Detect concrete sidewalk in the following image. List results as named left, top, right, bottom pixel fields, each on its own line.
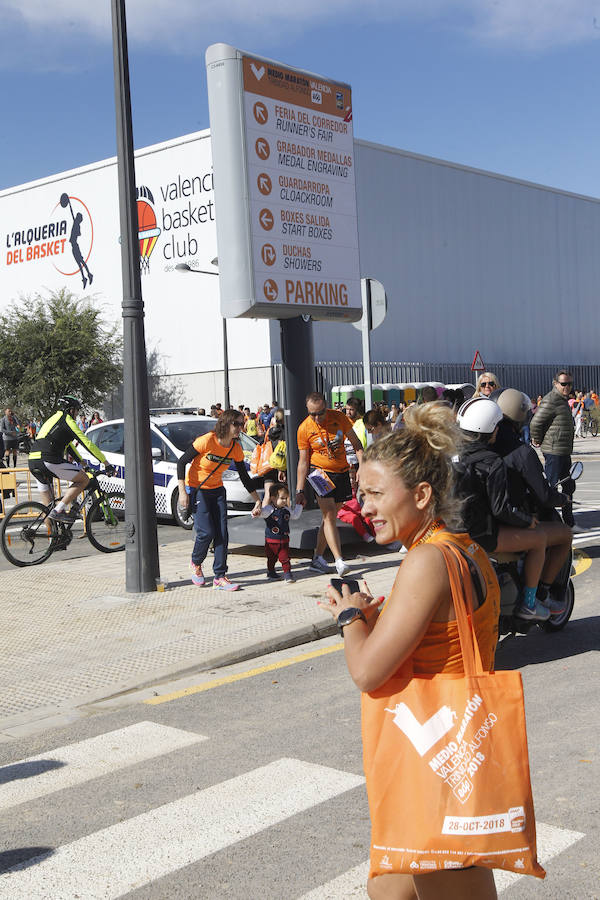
left=0, top=534, right=401, bottom=740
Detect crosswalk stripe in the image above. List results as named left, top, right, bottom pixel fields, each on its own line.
left=297, top=822, right=585, bottom=897
left=0, top=758, right=365, bottom=898
left=299, top=862, right=369, bottom=898
left=494, top=822, right=585, bottom=891
left=0, top=722, right=205, bottom=812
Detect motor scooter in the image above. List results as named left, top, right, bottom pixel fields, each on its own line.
left=491, top=461, right=582, bottom=637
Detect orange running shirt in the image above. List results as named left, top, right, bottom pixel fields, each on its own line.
left=186, top=431, right=244, bottom=489
left=297, top=409, right=354, bottom=473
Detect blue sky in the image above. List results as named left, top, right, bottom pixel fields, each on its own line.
left=1, top=0, right=599, bottom=197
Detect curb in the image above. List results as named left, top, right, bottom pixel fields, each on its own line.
left=0, top=619, right=338, bottom=740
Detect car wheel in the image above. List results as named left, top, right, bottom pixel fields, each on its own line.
left=171, top=490, right=193, bottom=530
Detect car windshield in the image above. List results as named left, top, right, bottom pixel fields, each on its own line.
left=157, top=419, right=215, bottom=450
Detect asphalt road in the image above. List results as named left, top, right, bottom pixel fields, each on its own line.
left=0, top=609, right=597, bottom=898
left=0, top=441, right=597, bottom=897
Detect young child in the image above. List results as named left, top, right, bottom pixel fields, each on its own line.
left=261, top=483, right=302, bottom=583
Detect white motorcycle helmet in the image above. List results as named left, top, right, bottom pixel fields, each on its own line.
left=457, top=397, right=503, bottom=435
left=497, top=388, right=532, bottom=424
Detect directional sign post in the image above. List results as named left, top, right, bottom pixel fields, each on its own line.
left=352, top=277, right=387, bottom=412
left=206, top=44, right=362, bottom=322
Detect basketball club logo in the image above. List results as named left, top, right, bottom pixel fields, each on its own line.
left=54, top=193, right=94, bottom=288
left=136, top=186, right=161, bottom=274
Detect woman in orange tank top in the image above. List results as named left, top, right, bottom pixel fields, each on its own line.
left=320, top=402, right=500, bottom=900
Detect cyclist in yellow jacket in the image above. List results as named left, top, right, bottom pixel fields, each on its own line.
left=28, top=395, right=111, bottom=523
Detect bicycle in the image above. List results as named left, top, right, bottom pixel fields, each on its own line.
left=0, top=468, right=126, bottom=567
left=581, top=410, right=598, bottom=438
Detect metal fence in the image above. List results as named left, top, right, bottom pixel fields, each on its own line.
left=308, top=362, right=600, bottom=403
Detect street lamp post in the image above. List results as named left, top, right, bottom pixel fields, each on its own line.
left=111, top=0, right=160, bottom=593
left=175, top=262, right=230, bottom=409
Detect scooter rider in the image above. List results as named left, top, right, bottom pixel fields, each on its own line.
left=495, top=389, right=573, bottom=613
left=455, top=396, right=560, bottom=622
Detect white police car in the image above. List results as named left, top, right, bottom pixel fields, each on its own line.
left=79, top=415, right=260, bottom=529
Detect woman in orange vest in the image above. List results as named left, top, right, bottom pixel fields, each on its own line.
left=320, top=402, right=500, bottom=899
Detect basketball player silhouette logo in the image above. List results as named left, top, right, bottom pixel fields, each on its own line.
left=60, top=193, right=93, bottom=289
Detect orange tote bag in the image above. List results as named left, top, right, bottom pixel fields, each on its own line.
left=361, top=540, right=545, bottom=880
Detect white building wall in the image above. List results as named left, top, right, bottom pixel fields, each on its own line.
left=0, top=131, right=273, bottom=410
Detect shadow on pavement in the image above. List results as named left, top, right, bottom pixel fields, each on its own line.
left=495, top=615, right=600, bottom=670
left=0, top=847, right=54, bottom=874
left=0, top=758, right=65, bottom=786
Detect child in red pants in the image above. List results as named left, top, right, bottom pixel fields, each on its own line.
left=337, top=497, right=375, bottom=542
left=261, top=483, right=302, bottom=583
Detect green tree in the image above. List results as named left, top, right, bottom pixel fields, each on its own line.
left=0, top=288, right=123, bottom=418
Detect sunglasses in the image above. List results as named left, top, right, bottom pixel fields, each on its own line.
left=310, top=407, right=327, bottom=418
left=557, top=381, right=572, bottom=387
left=480, top=381, right=496, bottom=388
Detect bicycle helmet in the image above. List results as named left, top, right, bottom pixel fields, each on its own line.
left=496, top=389, right=531, bottom=424
left=457, top=397, right=503, bottom=434
left=57, top=394, right=82, bottom=411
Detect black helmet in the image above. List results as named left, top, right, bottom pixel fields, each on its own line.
left=58, top=394, right=82, bottom=411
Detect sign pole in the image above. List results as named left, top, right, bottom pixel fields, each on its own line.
left=280, top=316, right=315, bottom=503
left=111, top=0, right=160, bottom=592
left=354, top=277, right=387, bottom=413
left=361, top=279, right=373, bottom=413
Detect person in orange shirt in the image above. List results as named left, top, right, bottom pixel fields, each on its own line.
left=319, top=402, right=500, bottom=899
left=177, top=409, right=262, bottom=590
left=295, top=391, right=364, bottom=576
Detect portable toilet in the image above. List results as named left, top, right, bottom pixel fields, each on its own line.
left=331, top=385, right=361, bottom=405
left=381, top=383, right=402, bottom=406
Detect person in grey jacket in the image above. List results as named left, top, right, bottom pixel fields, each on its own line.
left=530, top=371, right=575, bottom=525
left=0, top=407, right=20, bottom=468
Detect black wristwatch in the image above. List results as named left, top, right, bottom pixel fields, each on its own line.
left=337, top=607, right=367, bottom=635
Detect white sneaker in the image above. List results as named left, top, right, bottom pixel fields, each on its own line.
left=334, top=558, right=350, bottom=576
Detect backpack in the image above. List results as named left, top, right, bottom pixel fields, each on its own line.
left=452, top=449, right=498, bottom=552
left=269, top=440, right=287, bottom=471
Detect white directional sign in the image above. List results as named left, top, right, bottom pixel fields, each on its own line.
left=206, top=43, right=362, bottom=321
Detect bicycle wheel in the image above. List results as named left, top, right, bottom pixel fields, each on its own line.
left=86, top=491, right=126, bottom=553
left=0, top=501, right=57, bottom=566
left=591, top=418, right=598, bottom=438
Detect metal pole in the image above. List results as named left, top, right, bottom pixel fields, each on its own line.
left=174, top=263, right=229, bottom=408
left=222, top=318, right=230, bottom=408
left=111, top=0, right=160, bottom=592
left=280, top=316, right=315, bottom=502
left=361, top=278, right=373, bottom=412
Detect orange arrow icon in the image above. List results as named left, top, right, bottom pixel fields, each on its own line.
left=263, top=279, right=278, bottom=301
left=255, top=138, right=270, bottom=160
left=257, top=173, right=272, bottom=195
left=261, top=244, right=276, bottom=266
left=253, top=101, right=268, bottom=125
left=259, top=209, right=274, bottom=230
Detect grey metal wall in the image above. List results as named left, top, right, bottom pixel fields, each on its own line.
left=301, top=141, right=600, bottom=367
left=273, top=362, right=600, bottom=407
left=313, top=362, right=600, bottom=404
